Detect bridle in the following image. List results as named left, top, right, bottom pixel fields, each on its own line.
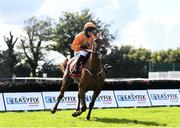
left=82, top=35, right=104, bottom=77
left=82, top=49, right=103, bottom=77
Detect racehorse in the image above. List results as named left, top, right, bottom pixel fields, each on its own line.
left=51, top=33, right=106, bottom=120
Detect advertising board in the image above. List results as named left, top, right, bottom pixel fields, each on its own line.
left=4, top=92, right=44, bottom=111
left=85, top=91, right=117, bottom=108
left=148, top=89, right=180, bottom=106
left=114, top=90, right=151, bottom=107
left=0, top=93, right=5, bottom=111
left=43, top=91, right=117, bottom=109
left=42, top=91, right=78, bottom=109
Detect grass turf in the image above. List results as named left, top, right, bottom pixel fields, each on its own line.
left=0, top=107, right=180, bottom=128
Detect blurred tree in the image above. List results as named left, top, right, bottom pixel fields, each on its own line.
left=104, top=45, right=133, bottom=78
left=52, top=8, right=115, bottom=57
left=105, top=45, right=151, bottom=78
left=153, top=50, right=168, bottom=63
left=42, top=62, right=63, bottom=77
left=151, top=48, right=180, bottom=63
left=166, top=48, right=180, bottom=63
left=0, top=51, right=9, bottom=77
left=14, top=63, right=31, bottom=77
left=150, top=48, right=180, bottom=72
left=3, top=32, right=18, bottom=76
left=19, top=17, right=53, bottom=76
left=128, top=48, right=151, bottom=77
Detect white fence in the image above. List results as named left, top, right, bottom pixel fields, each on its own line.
left=149, top=71, right=180, bottom=79
left=0, top=89, right=180, bottom=111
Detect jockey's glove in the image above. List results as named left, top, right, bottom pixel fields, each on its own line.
left=80, top=45, right=88, bottom=49
left=83, top=42, right=90, bottom=46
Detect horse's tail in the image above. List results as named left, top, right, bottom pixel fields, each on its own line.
left=60, top=58, right=68, bottom=73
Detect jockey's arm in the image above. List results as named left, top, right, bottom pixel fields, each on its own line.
left=71, top=36, right=84, bottom=51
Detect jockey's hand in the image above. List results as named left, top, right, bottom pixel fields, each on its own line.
left=80, top=43, right=89, bottom=49
left=80, top=45, right=88, bottom=49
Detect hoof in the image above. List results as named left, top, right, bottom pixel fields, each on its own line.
left=72, top=112, right=78, bottom=117
left=86, top=116, right=90, bottom=120
left=72, top=112, right=80, bottom=117
left=51, top=109, right=56, bottom=114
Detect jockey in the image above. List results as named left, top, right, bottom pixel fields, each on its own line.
left=71, top=22, right=96, bottom=74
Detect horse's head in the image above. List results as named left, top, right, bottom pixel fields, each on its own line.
left=93, top=32, right=108, bottom=56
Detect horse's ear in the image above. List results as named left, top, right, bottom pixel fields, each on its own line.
left=94, top=32, right=97, bottom=36
left=98, top=31, right=104, bottom=40
left=100, top=31, right=105, bottom=38
left=99, top=31, right=102, bottom=35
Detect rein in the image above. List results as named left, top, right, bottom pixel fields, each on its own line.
left=83, top=68, right=103, bottom=77
left=83, top=49, right=103, bottom=77
left=84, top=49, right=96, bottom=54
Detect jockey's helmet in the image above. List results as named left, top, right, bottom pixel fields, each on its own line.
left=84, top=22, right=96, bottom=30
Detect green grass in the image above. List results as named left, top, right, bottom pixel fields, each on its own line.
left=0, top=107, right=180, bottom=128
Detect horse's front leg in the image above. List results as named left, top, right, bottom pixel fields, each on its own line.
left=86, top=90, right=101, bottom=120
left=51, top=93, right=62, bottom=114
left=72, top=89, right=86, bottom=117
left=51, top=74, right=71, bottom=114
left=71, top=93, right=80, bottom=117
left=76, top=93, right=81, bottom=111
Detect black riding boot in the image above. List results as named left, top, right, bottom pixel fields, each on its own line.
left=104, top=64, right=112, bottom=73
left=72, top=55, right=85, bottom=74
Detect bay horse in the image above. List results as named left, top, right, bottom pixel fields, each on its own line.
left=51, top=33, right=106, bottom=120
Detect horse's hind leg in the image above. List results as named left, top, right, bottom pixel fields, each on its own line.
left=86, top=90, right=101, bottom=120
left=51, top=75, right=72, bottom=114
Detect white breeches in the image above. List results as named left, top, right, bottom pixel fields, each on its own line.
left=74, top=50, right=88, bottom=58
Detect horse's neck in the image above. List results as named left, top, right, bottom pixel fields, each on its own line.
left=87, top=53, right=102, bottom=73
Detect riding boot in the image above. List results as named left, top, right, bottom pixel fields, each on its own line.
left=72, top=55, right=85, bottom=74
left=104, top=64, right=112, bottom=73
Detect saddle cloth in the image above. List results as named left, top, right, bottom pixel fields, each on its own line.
left=68, top=57, right=84, bottom=78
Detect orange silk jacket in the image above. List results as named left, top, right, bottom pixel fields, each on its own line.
left=71, top=32, right=94, bottom=52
